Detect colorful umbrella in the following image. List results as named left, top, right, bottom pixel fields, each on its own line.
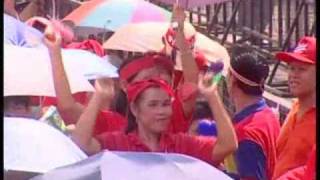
left=31, top=151, right=232, bottom=180
left=4, top=117, right=87, bottom=174
left=153, top=0, right=232, bottom=9
left=4, top=44, right=95, bottom=97
left=63, top=0, right=172, bottom=31
left=103, top=22, right=230, bottom=75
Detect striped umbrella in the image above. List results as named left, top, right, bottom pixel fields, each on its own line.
left=63, top=0, right=172, bottom=31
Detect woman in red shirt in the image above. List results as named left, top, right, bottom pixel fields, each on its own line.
left=71, top=76, right=237, bottom=166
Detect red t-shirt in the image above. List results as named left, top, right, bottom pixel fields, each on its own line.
left=96, top=131, right=218, bottom=166
left=42, top=94, right=127, bottom=136
left=235, top=106, right=280, bottom=179
left=168, top=82, right=197, bottom=133
left=93, top=111, right=127, bottom=136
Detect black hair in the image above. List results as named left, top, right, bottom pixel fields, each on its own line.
left=230, top=48, right=269, bottom=96
left=192, top=101, right=214, bottom=120
left=4, top=96, right=30, bottom=110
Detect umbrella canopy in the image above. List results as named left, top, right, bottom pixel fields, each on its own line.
left=4, top=13, right=43, bottom=47
left=153, top=0, right=232, bottom=9
left=61, top=49, right=119, bottom=80
left=103, top=22, right=230, bottom=74
left=31, top=151, right=232, bottom=180
left=4, top=117, right=88, bottom=173
left=63, top=0, right=171, bottom=31
left=4, top=44, right=95, bottom=97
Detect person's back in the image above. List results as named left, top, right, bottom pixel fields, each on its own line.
left=272, top=36, right=316, bottom=179
left=223, top=51, right=280, bottom=180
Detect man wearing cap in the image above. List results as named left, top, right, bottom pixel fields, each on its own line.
left=222, top=50, right=280, bottom=180
left=272, top=36, right=316, bottom=179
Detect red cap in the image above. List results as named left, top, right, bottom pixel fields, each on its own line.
left=275, top=36, right=316, bottom=64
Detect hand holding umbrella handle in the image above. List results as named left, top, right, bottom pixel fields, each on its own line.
left=43, top=25, right=62, bottom=51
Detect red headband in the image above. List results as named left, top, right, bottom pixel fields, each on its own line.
left=127, top=78, right=175, bottom=103
left=164, top=28, right=196, bottom=50
left=119, top=54, right=174, bottom=81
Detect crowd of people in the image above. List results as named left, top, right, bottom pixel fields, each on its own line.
left=4, top=0, right=316, bottom=180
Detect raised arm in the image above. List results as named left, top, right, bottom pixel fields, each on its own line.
left=43, top=24, right=85, bottom=125
left=71, top=79, right=115, bottom=155
left=173, top=5, right=199, bottom=118
left=198, top=72, right=238, bottom=163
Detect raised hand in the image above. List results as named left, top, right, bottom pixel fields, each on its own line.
left=172, top=4, right=186, bottom=31
left=198, top=72, right=219, bottom=98
left=94, top=78, right=115, bottom=106
left=43, top=24, right=62, bottom=52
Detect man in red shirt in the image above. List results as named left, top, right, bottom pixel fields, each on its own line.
left=220, top=50, right=280, bottom=180
left=272, top=36, right=316, bottom=179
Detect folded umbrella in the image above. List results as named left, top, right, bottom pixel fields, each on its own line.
left=31, top=151, right=232, bottom=180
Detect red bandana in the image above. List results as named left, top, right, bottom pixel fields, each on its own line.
left=127, top=78, right=175, bottom=103
left=119, top=53, right=174, bottom=81
left=66, top=39, right=105, bottom=57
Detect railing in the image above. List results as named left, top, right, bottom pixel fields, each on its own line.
left=151, top=0, right=315, bottom=121
left=152, top=0, right=315, bottom=94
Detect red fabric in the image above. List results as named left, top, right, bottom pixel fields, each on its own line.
left=126, top=78, right=174, bottom=103
left=167, top=83, right=197, bottom=133
left=194, top=50, right=209, bottom=70
left=119, top=53, right=174, bottom=81
left=302, top=145, right=316, bottom=180
left=96, top=131, right=218, bottom=165
left=66, top=39, right=105, bottom=57
left=93, top=110, right=127, bottom=136
left=235, top=107, right=280, bottom=180
left=164, top=28, right=196, bottom=50
left=276, top=36, right=316, bottom=64
left=42, top=92, right=88, bottom=107
left=275, top=166, right=306, bottom=180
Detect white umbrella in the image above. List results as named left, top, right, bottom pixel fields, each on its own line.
left=4, top=44, right=95, bottom=97
left=4, top=117, right=88, bottom=173
left=31, top=151, right=232, bottom=180
left=61, top=49, right=119, bottom=80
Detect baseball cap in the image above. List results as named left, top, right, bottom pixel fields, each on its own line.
left=275, top=36, right=316, bottom=64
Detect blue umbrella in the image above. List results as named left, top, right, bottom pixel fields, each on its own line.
left=4, top=14, right=43, bottom=47
left=31, top=151, right=232, bottom=180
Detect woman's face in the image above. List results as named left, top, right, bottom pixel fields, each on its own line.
left=132, top=87, right=173, bottom=134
